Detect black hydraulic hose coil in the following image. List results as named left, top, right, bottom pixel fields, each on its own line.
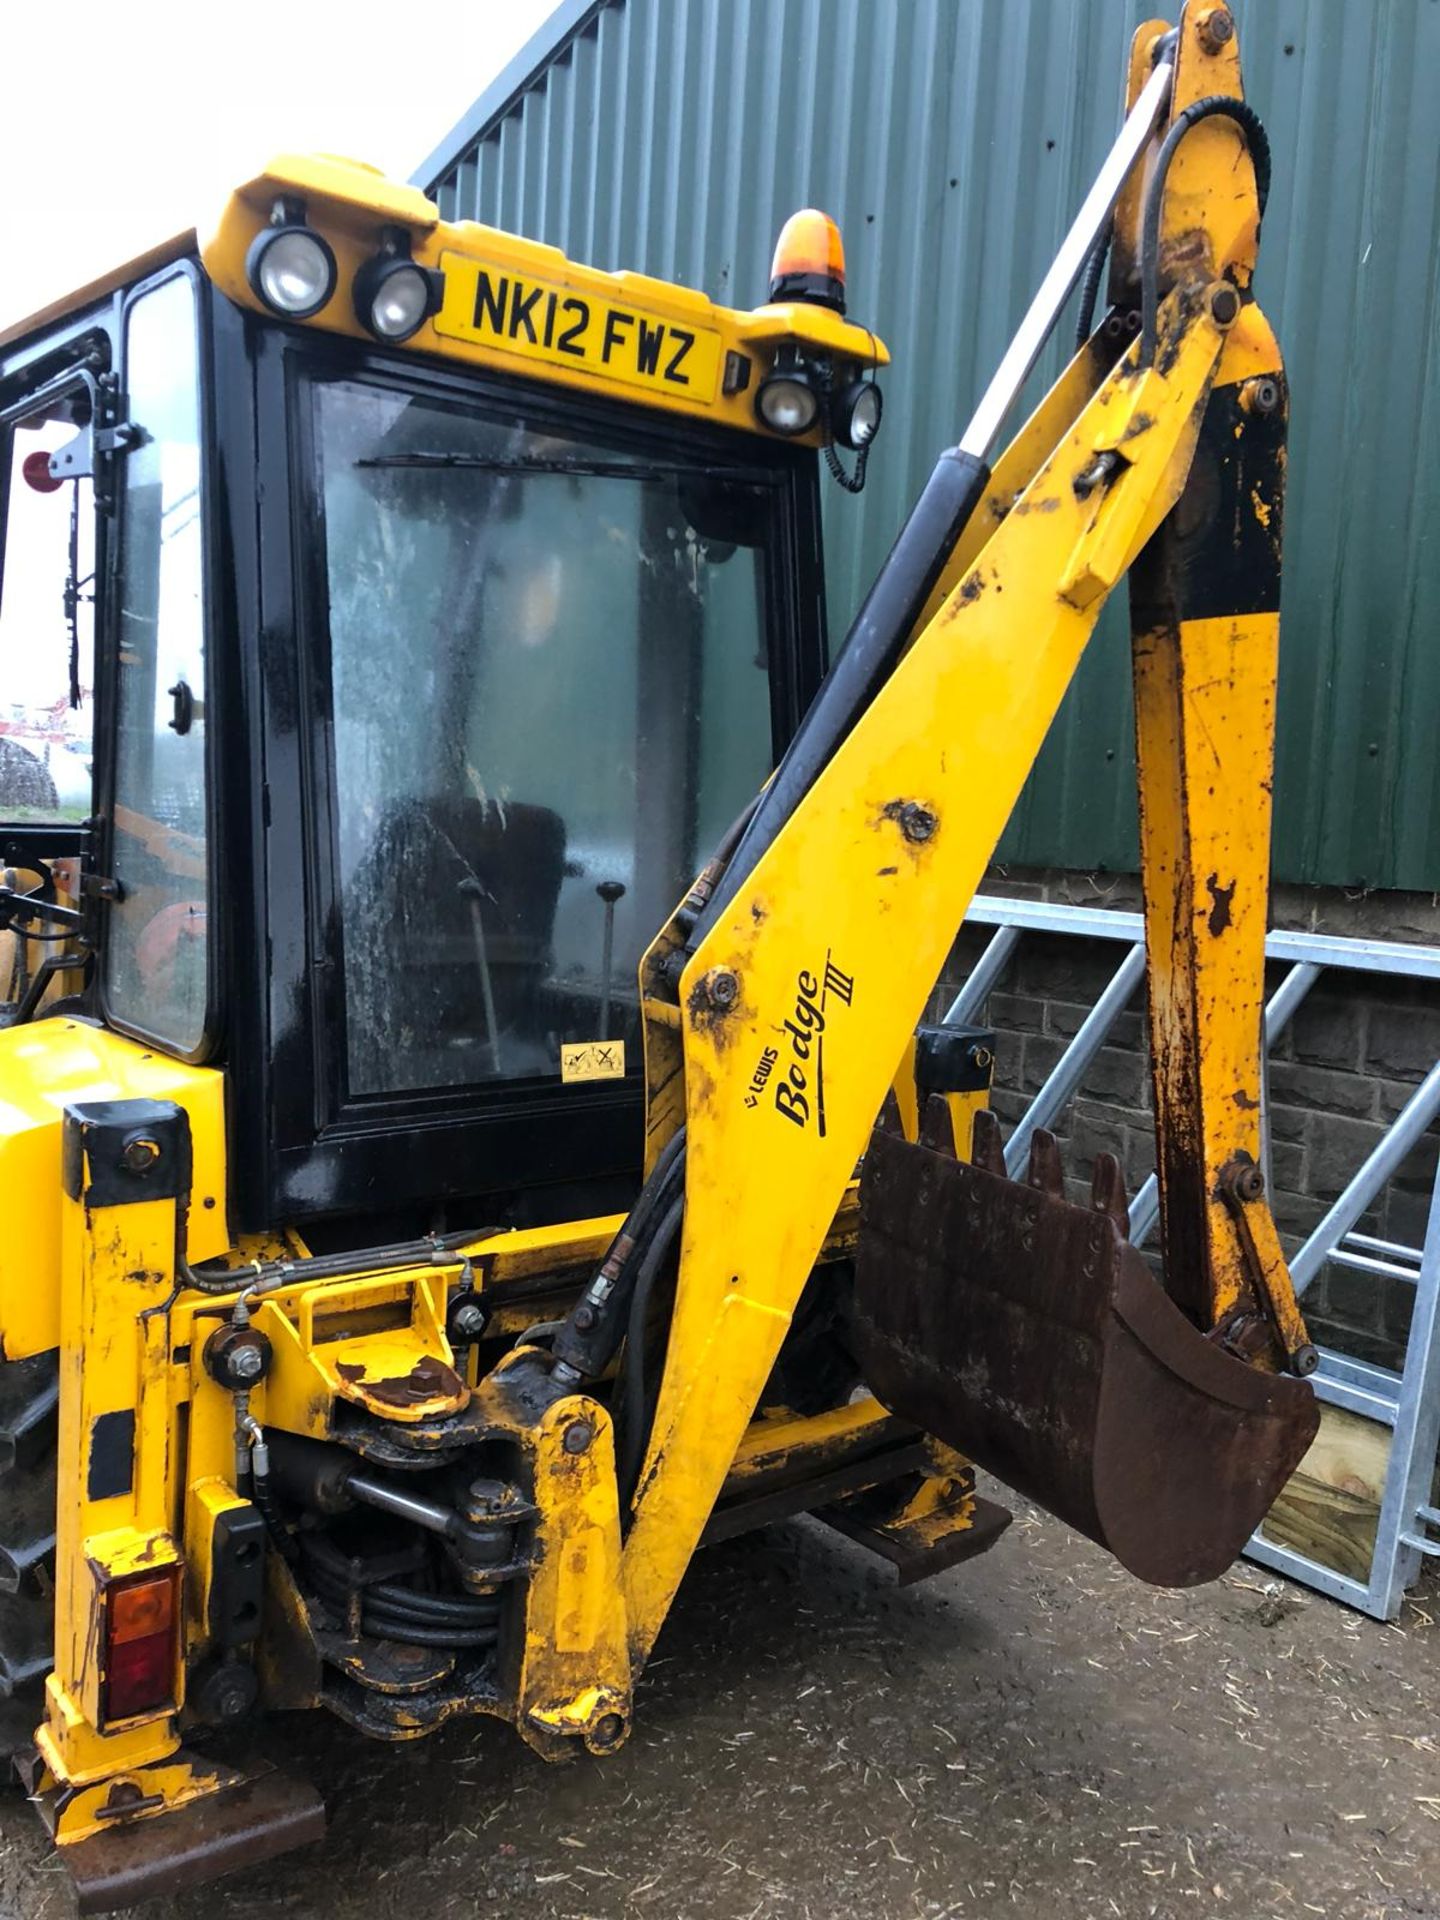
left=1074, top=217, right=1114, bottom=349
left=1140, top=94, right=1271, bottom=367
left=299, top=1534, right=501, bottom=1649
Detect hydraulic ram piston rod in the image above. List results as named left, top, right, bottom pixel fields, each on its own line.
left=959, top=52, right=1174, bottom=459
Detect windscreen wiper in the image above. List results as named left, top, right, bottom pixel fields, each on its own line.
left=356, top=453, right=766, bottom=481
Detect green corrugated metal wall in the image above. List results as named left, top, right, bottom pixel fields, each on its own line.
left=420, top=0, right=1440, bottom=891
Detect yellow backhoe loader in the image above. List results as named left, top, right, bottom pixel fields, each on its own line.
left=0, top=4, right=1318, bottom=1905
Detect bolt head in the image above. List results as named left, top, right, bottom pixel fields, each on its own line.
left=121, top=1135, right=160, bottom=1173
left=706, top=968, right=740, bottom=1009
left=1197, top=6, right=1234, bottom=52
left=562, top=1418, right=594, bottom=1455
left=898, top=803, right=938, bottom=843
left=216, top=1680, right=250, bottom=1720
left=228, top=1341, right=266, bottom=1383
left=1209, top=283, right=1241, bottom=326
left=1248, top=376, right=1281, bottom=415
left=1225, top=1160, right=1266, bottom=1204
left=589, top=1710, right=627, bottom=1750
left=450, top=1301, right=487, bottom=1338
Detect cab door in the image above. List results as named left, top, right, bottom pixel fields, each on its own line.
left=0, top=357, right=103, bottom=1020
left=98, top=269, right=212, bottom=1059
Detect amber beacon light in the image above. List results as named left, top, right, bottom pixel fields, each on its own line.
left=768, top=208, right=847, bottom=312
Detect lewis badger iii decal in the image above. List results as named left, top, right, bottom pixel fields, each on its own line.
left=745, top=953, right=854, bottom=1136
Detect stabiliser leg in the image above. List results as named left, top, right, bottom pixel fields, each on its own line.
left=21, top=1101, right=323, bottom=1910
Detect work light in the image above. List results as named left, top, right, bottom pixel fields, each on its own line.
left=832, top=377, right=883, bottom=450
left=246, top=214, right=337, bottom=320
left=755, top=346, right=820, bottom=435
left=354, top=235, right=444, bottom=343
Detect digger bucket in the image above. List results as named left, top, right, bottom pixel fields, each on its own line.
left=852, top=1103, right=1319, bottom=1588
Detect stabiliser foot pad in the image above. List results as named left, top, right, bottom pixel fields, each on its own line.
left=62, top=1766, right=325, bottom=1913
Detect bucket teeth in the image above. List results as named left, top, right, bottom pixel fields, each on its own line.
left=877, top=1089, right=906, bottom=1136
left=1025, top=1128, right=1065, bottom=1198
left=919, top=1094, right=957, bottom=1156
left=970, top=1108, right=1006, bottom=1176
left=1090, top=1151, right=1131, bottom=1235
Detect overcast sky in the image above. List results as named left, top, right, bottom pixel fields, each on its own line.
left=0, top=0, right=562, bottom=332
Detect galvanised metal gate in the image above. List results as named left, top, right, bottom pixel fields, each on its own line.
left=947, top=895, right=1440, bottom=1620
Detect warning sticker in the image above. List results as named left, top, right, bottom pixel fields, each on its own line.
left=560, top=1040, right=627, bottom=1084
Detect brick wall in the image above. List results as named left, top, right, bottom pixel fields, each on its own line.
left=933, top=869, right=1440, bottom=1371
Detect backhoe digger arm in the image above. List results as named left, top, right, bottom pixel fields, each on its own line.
left=613, top=3, right=1312, bottom=1660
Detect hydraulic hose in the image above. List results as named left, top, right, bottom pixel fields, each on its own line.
left=298, top=1533, right=501, bottom=1649
left=1140, top=94, right=1271, bottom=367
left=616, top=1193, right=687, bottom=1509
left=549, top=1125, right=688, bottom=1383
left=1074, top=218, right=1113, bottom=349
left=185, top=1226, right=495, bottom=1298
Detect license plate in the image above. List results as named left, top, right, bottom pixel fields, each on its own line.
left=435, top=253, right=722, bottom=403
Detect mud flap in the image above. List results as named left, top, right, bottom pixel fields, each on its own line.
left=852, top=1103, right=1319, bottom=1588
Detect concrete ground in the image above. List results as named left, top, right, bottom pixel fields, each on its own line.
left=2, top=1493, right=1436, bottom=1920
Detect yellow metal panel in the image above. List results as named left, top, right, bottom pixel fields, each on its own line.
left=943, top=1087, right=987, bottom=1164
left=890, top=1034, right=920, bottom=1143
left=911, top=337, right=1110, bottom=639
left=0, top=1022, right=227, bottom=1360
left=42, top=1161, right=184, bottom=1785
left=198, top=154, right=887, bottom=441
left=1165, top=5, right=1259, bottom=293
left=725, top=1396, right=895, bottom=1480
left=515, top=1392, right=630, bottom=1758
left=45, top=1752, right=235, bottom=1849
left=258, top=1269, right=465, bottom=1433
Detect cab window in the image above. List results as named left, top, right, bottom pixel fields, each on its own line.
left=0, top=396, right=96, bottom=821
left=311, top=376, right=778, bottom=1098
left=102, top=274, right=209, bottom=1054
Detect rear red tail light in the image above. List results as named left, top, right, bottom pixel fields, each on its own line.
left=101, top=1567, right=180, bottom=1725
